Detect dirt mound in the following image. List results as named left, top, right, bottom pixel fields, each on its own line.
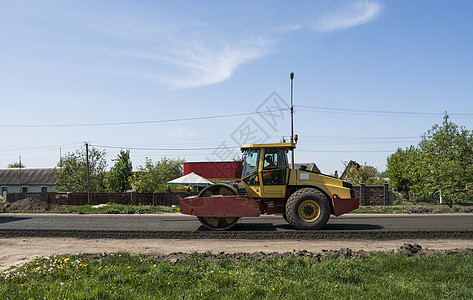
left=81, top=249, right=370, bottom=263
left=399, top=243, right=423, bottom=256
left=79, top=245, right=473, bottom=264
left=3, top=197, right=50, bottom=211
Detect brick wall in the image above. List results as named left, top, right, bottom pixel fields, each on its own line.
left=353, top=182, right=392, bottom=206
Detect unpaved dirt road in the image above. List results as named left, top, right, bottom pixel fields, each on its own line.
left=2, top=238, right=473, bottom=272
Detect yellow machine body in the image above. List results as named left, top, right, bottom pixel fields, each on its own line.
left=240, top=143, right=352, bottom=202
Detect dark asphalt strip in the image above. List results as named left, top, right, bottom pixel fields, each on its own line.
left=0, top=229, right=472, bottom=240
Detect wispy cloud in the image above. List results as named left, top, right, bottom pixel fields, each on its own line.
left=104, top=34, right=272, bottom=89
left=88, top=1, right=381, bottom=89
left=158, top=38, right=271, bottom=89
left=311, top=1, right=382, bottom=32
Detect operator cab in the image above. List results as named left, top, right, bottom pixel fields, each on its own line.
left=241, top=143, right=294, bottom=198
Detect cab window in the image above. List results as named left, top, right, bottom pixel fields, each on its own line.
left=242, top=149, right=259, bottom=178
left=263, top=148, right=279, bottom=169
left=262, top=148, right=288, bottom=186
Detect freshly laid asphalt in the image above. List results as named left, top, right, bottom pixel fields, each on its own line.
left=0, top=213, right=472, bottom=240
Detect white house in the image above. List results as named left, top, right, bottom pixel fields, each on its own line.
left=0, top=168, right=56, bottom=196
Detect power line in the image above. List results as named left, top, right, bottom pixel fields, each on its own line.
left=91, top=144, right=240, bottom=151
left=302, top=135, right=419, bottom=140
left=297, top=105, right=473, bottom=118
left=0, top=109, right=286, bottom=128
left=0, top=143, right=78, bottom=153
left=297, top=149, right=395, bottom=153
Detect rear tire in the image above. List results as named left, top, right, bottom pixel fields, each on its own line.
left=285, top=188, right=330, bottom=230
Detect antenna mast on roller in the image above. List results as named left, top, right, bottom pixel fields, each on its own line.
left=290, top=72, right=295, bottom=169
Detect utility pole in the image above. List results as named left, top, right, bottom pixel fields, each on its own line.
left=85, top=142, right=90, bottom=204
left=290, top=72, right=295, bottom=169
left=19, top=155, right=22, bottom=192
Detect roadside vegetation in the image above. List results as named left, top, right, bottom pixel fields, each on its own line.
left=1, top=251, right=472, bottom=299
left=0, top=202, right=179, bottom=214
left=53, top=146, right=185, bottom=194
left=49, top=203, right=180, bottom=214
left=386, top=114, right=473, bottom=205
left=338, top=114, right=473, bottom=206
left=352, top=204, right=473, bottom=214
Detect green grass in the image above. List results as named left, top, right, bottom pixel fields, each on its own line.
left=1, top=252, right=472, bottom=299
left=50, top=203, right=180, bottom=214
left=1, top=203, right=179, bottom=214
left=351, top=205, right=473, bottom=214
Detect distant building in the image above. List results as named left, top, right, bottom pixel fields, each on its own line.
left=340, top=160, right=360, bottom=181
left=0, top=168, right=56, bottom=195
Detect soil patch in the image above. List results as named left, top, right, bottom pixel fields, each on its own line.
left=73, top=243, right=473, bottom=263
left=2, top=198, right=50, bottom=212
left=2, top=239, right=473, bottom=272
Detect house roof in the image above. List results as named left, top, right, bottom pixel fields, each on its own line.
left=0, top=168, right=56, bottom=185
left=241, top=142, right=295, bottom=150
left=340, top=160, right=360, bottom=180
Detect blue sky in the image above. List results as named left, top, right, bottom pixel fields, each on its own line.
left=1, top=0, right=472, bottom=175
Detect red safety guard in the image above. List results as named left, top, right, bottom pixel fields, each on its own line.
left=179, top=195, right=260, bottom=217
left=331, top=195, right=360, bottom=217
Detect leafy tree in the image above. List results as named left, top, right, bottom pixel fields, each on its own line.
left=341, top=161, right=383, bottom=185
left=54, top=146, right=107, bottom=192
left=386, top=114, right=473, bottom=203
left=386, top=146, right=424, bottom=197
left=8, top=162, right=25, bottom=168
left=106, top=150, right=133, bottom=193
left=131, top=157, right=185, bottom=193
left=418, top=114, right=473, bottom=203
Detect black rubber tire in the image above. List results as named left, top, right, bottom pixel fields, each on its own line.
left=196, top=183, right=240, bottom=231
left=285, top=188, right=330, bottom=230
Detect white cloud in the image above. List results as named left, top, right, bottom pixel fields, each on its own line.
left=312, top=1, right=382, bottom=32
left=160, top=38, right=271, bottom=89
left=87, top=1, right=381, bottom=89
left=108, top=36, right=272, bottom=90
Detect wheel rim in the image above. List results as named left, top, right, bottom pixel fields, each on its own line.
left=298, top=200, right=321, bottom=222
left=198, top=217, right=240, bottom=230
